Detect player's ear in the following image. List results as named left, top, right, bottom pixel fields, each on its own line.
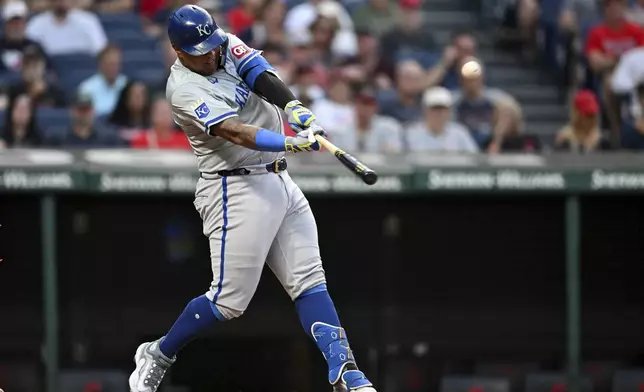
left=171, top=45, right=183, bottom=57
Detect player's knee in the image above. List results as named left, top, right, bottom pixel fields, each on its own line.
left=293, top=265, right=327, bottom=301
left=213, top=303, right=244, bottom=320
left=204, top=291, right=245, bottom=320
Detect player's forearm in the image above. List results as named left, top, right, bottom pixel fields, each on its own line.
left=588, top=52, right=616, bottom=73
left=253, top=71, right=297, bottom=110
left=210, top=118, right=287, bottom=151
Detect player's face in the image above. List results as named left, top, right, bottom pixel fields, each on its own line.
left=176, top=46, right=222, bottom=76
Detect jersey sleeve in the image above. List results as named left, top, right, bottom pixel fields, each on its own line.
left=171, top=83, right=239, bottom=135
left=226, top=34, right=276, bottom=89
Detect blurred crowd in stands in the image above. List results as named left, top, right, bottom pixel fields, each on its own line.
left=2, top=0, right=644, bottom=154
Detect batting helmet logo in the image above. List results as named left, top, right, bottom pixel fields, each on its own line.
left=196, top=24, right=211, bottom=37
left=232, top=44, right=249, bottom=59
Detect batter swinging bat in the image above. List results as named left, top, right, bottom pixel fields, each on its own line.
left=314, top=134, right=378, bottom=185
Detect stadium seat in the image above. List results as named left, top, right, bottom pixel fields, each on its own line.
left=59, top=68, right=98, bottom=97
left=122, top=49, right=163, bottom=63
left=441, top=376, right=511, bottom=392
left=125, top=67, right=167, bottom=85
left=612, top=369, right=644, bottom=392
left=0, top=109, right=5, bottom=132
left=109, top=31, right=157, bottom=50
left=0, top=71, right=22, bottom=88
left=50, top=54, right=97, bottom=76
left=98, top=12, right=141, bottom=31
left=525, top=373, right=593, bottom=392
left=36, top=108, right=71, bottom=138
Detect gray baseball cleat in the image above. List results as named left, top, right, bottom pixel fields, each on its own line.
left=129, top=339, right=176, bottom=392
left=332, top=368, right=377, bottom=392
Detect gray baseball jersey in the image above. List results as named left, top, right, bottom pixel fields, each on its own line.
left=166, top=33, right=285, bottom=174
left=167, top=33, right=326, bottom=318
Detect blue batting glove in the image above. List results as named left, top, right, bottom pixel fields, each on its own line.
left=284, top=100, right=316, bottom=132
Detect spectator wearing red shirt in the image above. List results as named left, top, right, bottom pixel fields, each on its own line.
left=130, top=97, right=191, bottom=150
left=585, top=0, right=644, bottom=137
left=227, top=0, right=263, bottom=35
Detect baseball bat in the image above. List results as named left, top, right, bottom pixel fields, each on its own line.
left=314, top=134, right=378, bottom=185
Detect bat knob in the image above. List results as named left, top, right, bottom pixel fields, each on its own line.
left=363, top=171, right=378, bottom=185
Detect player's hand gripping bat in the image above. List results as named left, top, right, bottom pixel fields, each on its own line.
left=314, top=134, right=378, bottom=185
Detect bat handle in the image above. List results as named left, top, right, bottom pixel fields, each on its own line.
left=314, top=134, right=338, bottom=153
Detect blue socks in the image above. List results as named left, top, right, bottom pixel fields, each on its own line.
left=159, top=294, right=223, bottom=358
left=296, top=283, right=365, bottom=385
left=295, top=284, right=340, bottom=337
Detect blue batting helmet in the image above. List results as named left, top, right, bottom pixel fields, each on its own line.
left=167, top=5, right=228, bottom=56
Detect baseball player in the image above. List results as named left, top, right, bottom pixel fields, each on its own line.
left=128, top=5, right=377, bottom=392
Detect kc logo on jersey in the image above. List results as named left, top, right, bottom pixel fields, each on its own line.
left=192, top=99, right=211, bottom=119
left=231, top=44, right=250, bottom=59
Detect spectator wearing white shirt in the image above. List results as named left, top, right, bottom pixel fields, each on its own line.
left=405, top=86, right=478, bottom=153
left=611, top=46, right=644, bottom=95
left=310, top=77, right=354, bottom=139
left=327, top=86, right=403, bottom=153
left=0, top=1, right=49, bottom=74
left=78, top=44, right=127, bottom=117
left=284, top=0, right=357, bottom=58
left=25, top=0, right=107, bottom=56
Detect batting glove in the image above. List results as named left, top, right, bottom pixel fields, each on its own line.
left=284, top=100, right=316, bottom=132
left=284, top=125, right=326, bottom=153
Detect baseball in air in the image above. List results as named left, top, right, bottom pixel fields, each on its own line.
left=461, top=60, right=482, bottom=78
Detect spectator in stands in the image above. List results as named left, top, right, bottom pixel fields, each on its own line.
left=496, top=0, right=540, bottom=60
left=627, top=0, right=644, bottom=26
left=351, top=0, right=397, bottom=38
left=559, top=0, right=600, bottom=35
left=238, top=0, right=286, bottom=48
left=26, top=0, right=107, bottom=56
left=378, top=59, right=425, bottom=124
left=130, top=97, right=190, bottom=149
left=406, top=86, right=478, bottom=153
left=327, top=86, right=403, bottom=153
left=161, top=36, right=178, bottom=70
left=227, top=0, right=263, bottom=35
left=585, top=0, right=644, bottom=136
left=262, top=43, right=293, bottom=85
left=289, top=64, right=325, bottom=106
left=0, top=1, right=48, bottom=74
left=452, top=60, right=523, bottom=153
left=310, top=13, right=354, bottom=66
left=379, top=0, right=437, bottom=62
left=555, top=89, right=612, bottom=152
left=614, top=82, right=644, bottom=149
left=336, top=30, right=395, bottom=90
left=611, top=46, right=644, bottom=94
left=285, top=0, right=357, bottom=59
left=6, top=46, right=65, bottom=108
left=78, top=45, right=127, bottom=117
left=310, top=76, right=354, bottom=138
left=45, top=92, right=123, bottom=147
left=0, top=94, right=41, bottom=148
left=426, top=32, right=477, bottom=90
left=108, top=81, right=151, bottom=133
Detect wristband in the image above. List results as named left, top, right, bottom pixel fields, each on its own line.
left=255, top=128, right=287, bottom=152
